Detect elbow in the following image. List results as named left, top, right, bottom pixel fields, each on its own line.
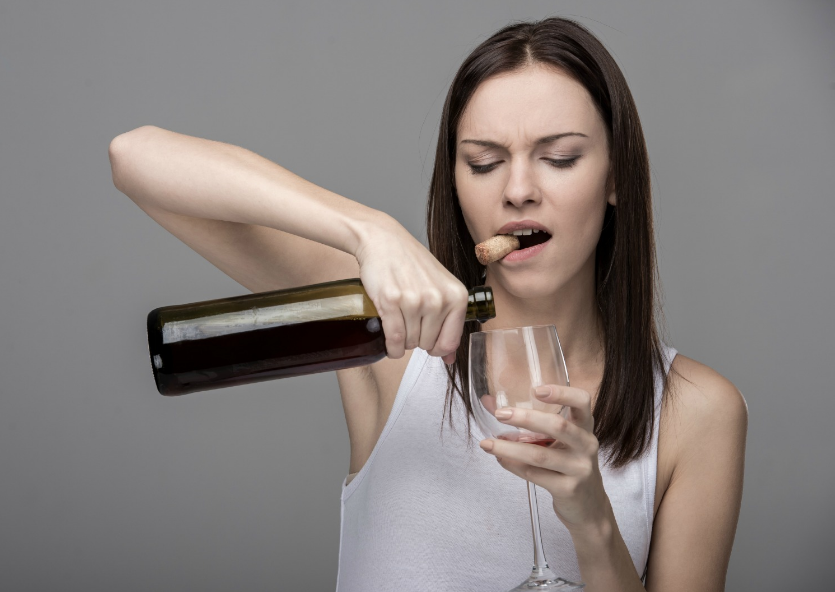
left=108, top=125, right=157, bottom=192
left=108, top=132, right=128, bottom=192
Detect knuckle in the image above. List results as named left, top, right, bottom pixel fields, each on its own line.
left=432, top=341, right=452, bottom=356
left=385, top=346, right=404, bottom=359
left=381, top=288, right=402, bottom=306
left=441, top=324, right=464, bottom=346
left=445, top=283, right=469, bottom=304
left=430, top=345, right=452, bottom=359
left=421, top=289, right=443, bottom=310
left=400, top=292, right=420, bottom=310
left=385, top=330, right=405, bottom=343
left=405, top=330, right=421, bottom=346
left=443, top=338, right=462, bottom=353
left=531, top=448, right=549, bottom=466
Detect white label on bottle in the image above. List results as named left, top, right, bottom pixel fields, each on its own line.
left=161, top=294, right=366, bottom=344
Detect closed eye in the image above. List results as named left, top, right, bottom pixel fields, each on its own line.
left=544, top=156, right=580, bottom=169
left=468, top=161, right=501, bottom=175
left=470, top=157, right=579, bottom=174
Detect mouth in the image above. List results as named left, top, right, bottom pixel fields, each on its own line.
left=508, top=229, right=552, bottom=250
left=492, top=221, right=553, bottom=263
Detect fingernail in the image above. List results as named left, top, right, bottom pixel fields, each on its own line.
left=495, top=408, right=512, bottom=420
left=535, top=386, right=550, bottom=398
left=479, top=439, right=494, bottom=452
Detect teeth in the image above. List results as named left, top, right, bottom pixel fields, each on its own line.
left=511, top=229, right=534, bottom=236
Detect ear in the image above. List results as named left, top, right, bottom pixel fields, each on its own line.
left=605, top=168, right=617, bottom=206
left=607, top=189, right=617, bottom=206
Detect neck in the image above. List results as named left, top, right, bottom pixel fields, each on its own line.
left=481, top=266, right=604, bottom=385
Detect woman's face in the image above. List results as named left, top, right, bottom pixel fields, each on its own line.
left=455, top=64, right=614, bottom=300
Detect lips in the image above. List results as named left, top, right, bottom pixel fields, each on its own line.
left=493, top=220, right=552, bottom=255
left=502, top=238, right=549, bottom=262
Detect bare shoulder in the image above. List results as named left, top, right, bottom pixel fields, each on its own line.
left=665, top=354, right=748, bottom=441
left=647, top=354, right=748, bottom=588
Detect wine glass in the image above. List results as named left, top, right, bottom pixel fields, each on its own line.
left=469, top=325, right=584, bottom=590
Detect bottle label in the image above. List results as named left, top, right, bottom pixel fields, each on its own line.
left=161, top=294, right=366, bottom=344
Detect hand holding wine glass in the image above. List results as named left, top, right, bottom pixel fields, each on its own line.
left=481, top=382, right=610, bottom=532
left=470, top=325, right=587, bottom=590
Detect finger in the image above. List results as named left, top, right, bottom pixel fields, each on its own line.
left=496, top=460, right=576, bottom=496
left=417, top=291, right=445, bottom=353
left=398, top=291, right=423, bottom=351
left=426, top=291, right=467, bottom=360
left=376, top=290, right=407, bottom=359
left=534, top=385, right=593, bottom=427
left=493, top=407, right=592, bottom=452
left=480, top=438, right=578, bottom=475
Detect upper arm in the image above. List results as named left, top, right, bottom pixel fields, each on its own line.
left=134, top=202, right=359, bottom=293
left=645, top=356, right=748, bottom=591
left=110, top=126, right=359, bottom=293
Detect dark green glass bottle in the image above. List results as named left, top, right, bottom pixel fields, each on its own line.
left=147, top=278, right=495, bottom=396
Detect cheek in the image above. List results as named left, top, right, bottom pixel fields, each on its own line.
left=455, top=166, right=487, bottom=240
left=550, top=177, right=610, bottom=258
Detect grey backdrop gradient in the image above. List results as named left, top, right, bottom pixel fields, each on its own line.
left=1, top=1, right=833, bottom=589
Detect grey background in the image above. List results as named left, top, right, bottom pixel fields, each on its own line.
left=1, top=0, right=833, bottom=589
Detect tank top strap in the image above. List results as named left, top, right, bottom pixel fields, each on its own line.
left=643, top=342, right=677, bottom=548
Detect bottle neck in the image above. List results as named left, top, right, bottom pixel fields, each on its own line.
left=466, top=286, right=495, bottom=323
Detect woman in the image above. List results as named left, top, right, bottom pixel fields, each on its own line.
left=109, top=17, right=747, bottom=591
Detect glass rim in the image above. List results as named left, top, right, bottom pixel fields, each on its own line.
left=468, top=323, right=569, bottom=386
left=471, top=324, right=557, bottom=335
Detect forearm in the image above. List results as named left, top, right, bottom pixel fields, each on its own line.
left=570, top=508, right=647, bottom=592
left=108, top=125, right=384, bottom=256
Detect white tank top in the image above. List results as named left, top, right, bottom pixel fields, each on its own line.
left=336, top=345, right=677, bottom=591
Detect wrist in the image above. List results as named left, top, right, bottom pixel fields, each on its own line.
left=567, top=503, right=646, bottom=590
left=565, top=503, right=616, bottom=552
left=348, top=209, right=401, bottom=260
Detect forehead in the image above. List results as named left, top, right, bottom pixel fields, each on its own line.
left=458, top=64, right=604, bottom=144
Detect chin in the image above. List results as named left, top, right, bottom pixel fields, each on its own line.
left=495, top=269, right=566, bottom=301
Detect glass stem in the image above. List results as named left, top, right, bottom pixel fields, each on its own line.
left=527, top=480, right=550, bottom=570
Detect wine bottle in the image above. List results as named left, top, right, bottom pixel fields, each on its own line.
left=147, top=278, right=495, bottom=396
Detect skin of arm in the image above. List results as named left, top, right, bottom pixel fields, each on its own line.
left=108, top=125, right=373, bottom=288
left=479, top=355, right=747, bottom=591
left=109, top=126, right=470, bottom=478
left=108, top=125, right=469, bottom=361
left=642, top=356, right=748, bottom=591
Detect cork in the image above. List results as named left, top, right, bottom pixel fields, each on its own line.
left=475, top=234, right=520, bottom=265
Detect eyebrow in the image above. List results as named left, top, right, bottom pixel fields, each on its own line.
left=459, top=132, right=589, bottom=149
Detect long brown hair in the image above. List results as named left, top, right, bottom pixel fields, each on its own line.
left=426, top=17, right=666, bottom=467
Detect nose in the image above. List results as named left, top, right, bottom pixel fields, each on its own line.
left=503, top=159, right=540, bottom=208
